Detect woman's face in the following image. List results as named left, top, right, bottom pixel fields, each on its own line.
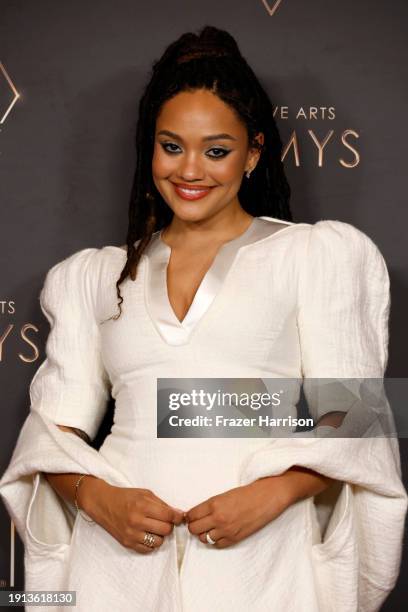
left=152, top=88, right=263, bottom=224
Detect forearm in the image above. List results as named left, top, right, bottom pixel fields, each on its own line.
left=280, top=466, right=333, bottom=505
left=253, top=411, right=347, bottom=509
left=43, top=472, right=105, bottom=513
left=284, top=410, right=348, bottom=503
left=42, top=425, right=109, bottom=519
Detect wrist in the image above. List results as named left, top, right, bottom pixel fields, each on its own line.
left=282, top=467, right=333, bottom=505
left=249, top=474, right=294, bottom=515
left=76, top=475, right=111, bottom=521
left=273, top=473, right=297, bottom=510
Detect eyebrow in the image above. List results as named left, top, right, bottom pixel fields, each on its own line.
left=156, top=130, right=238, bottom=142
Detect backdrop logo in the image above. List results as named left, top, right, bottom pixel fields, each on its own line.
left=262, top=0, right=283, bottom=16
left=0, top=61, right=20, bottom=125
left=276, top=106, right=360, bottom=168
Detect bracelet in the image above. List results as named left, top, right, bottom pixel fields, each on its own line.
left=74, top=475, right=95, bottom=524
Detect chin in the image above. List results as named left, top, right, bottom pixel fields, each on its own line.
left=172, top=209, right=211, bottom=224
left=166, top=199, right=215, bottom=221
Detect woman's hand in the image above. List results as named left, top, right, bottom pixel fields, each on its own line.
left=79, top=476, right=185, bottom=555
left=184, top=475, right=292, bottom=549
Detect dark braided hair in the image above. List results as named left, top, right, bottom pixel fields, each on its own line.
left=107, top=25, right=292, bottom=322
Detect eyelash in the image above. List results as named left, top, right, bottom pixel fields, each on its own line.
left=159, top=142, right=231, bottom=159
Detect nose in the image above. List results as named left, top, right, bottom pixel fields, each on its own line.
left=177, top=152, right=205, bottom=182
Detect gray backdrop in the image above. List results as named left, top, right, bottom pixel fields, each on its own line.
left=0, top=1, right=407, bottom=608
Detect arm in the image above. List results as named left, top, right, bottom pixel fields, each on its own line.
left=185, top=410, right=348, bottom=545
left=43, top=424, right=110, bottom=520
left=246, top=222, right=388, bottom=515
left=250, top=410, right=347, bottom=510
left=44, top=426, right=185, bottom=552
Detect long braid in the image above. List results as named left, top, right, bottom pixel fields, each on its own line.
left=104, top=25, right=292, bottom=322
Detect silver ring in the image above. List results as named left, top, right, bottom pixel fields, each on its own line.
left=143, top=532, right=156, bottom=548
left=206, top=531, right=216, bottom=545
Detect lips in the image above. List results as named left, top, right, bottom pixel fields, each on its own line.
left=172, top=182, right=214, bottom=201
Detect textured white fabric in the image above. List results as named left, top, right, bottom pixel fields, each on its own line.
left=0, top=216, right=407, bottom=612
left=146, top=216, right=306, bottom=344
left=175, top=525, right=188, bottom=570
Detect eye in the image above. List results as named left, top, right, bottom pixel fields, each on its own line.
left=160, top=142, right=182, bottom=154
left=206, top=147, right=231, bottom=159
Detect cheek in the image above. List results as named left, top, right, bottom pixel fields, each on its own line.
left=152, top=147, right=174, bottom=178
left=211, top=155, right=246, bottom=184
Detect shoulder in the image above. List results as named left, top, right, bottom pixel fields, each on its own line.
left=43, top=243, right=128, bottom=283
left=42, top=247, right=101, bottom=289
left=253, top=216, right=380, bottom=259
left=269, top=216, right=382, bottom=249
left=256, top=217, right=391, bottom=286
left=308, top=219, right=378, bottom=248
left=305, top=219, right=388, bottom=271
left=40, top=247, right=113, bottom=315
left=296, top=220, right=390, bottom=295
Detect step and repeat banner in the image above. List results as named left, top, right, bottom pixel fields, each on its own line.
left=0, top=1, right=407, bottom=609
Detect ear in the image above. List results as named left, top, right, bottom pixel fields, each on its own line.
left=245, top=132, right=265, bottom=174
left=253, top=132, right=265, bottom=150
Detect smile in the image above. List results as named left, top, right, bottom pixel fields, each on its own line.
left=172, top=183, right=214, bottom=201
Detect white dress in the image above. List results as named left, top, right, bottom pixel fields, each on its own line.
left=0, top=215, right=407, bottom=612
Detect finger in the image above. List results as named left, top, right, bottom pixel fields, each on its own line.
left=141, top=517, right=176, bottom=537
left=185, top=500, right=212, bottom=524
left=172, top=509, right=186, bottom=525
left=144, top=500, right=183, bottom=524
left=212, top=537, right=230, bottom=549
left=132, top=543, right=159, bottom=554
left=122, top=531, right=164, bottom=553
left=198, top=528, right=222, bottom=545
left=145, top=492, right=185, bottom=520
left=136, top=530, right=164, bottom=550
left=187, top=515, right=215, bottom=536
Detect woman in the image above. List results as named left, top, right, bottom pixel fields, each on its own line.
left=0, top=25, right=407, bottom=612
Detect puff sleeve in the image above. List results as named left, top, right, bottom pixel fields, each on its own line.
left=296, top=220, right=391, bottom=426
left=29, top=247, right=111, bottom=440
left=297, top=219, right=390, bottom=379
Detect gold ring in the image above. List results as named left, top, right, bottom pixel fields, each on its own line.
left=143, top=532, right=156, bottom=548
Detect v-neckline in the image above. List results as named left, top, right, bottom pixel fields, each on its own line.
left=159, top=217, right=257, bottom=326
left=143, top=216, right=297, bottom=346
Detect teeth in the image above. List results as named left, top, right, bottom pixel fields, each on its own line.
left=177, top=187, right=209, bottom=194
